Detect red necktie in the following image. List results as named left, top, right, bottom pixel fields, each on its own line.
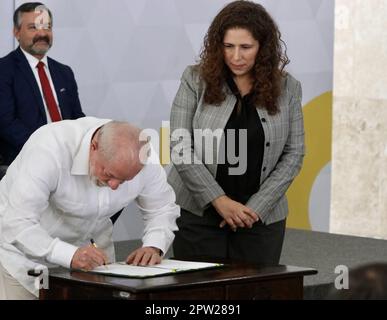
left=36, top=61, right=62, bottom=122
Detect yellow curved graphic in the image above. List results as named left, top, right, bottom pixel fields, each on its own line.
left=286, top=91, right=332, bottom=230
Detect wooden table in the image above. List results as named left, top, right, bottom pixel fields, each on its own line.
left=39, top=263, right=317, bottom=300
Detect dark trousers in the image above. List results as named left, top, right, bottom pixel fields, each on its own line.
left=173, top=208, right=286, bottom=266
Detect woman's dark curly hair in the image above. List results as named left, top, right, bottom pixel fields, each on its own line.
left=199, top=0, right=289, bottom=115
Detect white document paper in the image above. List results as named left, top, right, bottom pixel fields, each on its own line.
left=92, top=259, right=223, bottom=278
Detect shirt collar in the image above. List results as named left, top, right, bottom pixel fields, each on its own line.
left=20, top=47, right=48, bottom=69
left=71, top=119, right=112, bottom=176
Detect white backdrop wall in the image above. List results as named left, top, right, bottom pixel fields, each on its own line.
left=5, top=0, right=334, bottom=240
left=0, top=1, right=15, bottom=57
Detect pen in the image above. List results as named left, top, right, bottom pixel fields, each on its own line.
left=90, top=238, right=108, bottom=267
left=90, top=238, right=97, bottom=248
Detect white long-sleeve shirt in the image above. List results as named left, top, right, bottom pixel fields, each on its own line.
left=0, top=117, right=180, bottom=296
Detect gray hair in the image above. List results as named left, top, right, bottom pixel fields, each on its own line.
left=97, top=121, right=148, bottom=166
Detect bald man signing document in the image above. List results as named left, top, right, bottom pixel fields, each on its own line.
left=0, top=117, right=180, bottom=299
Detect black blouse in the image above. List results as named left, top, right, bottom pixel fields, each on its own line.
left=214, top=77, right=265, bottom=205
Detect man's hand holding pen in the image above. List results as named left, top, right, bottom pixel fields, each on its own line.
left=70, top=240, right=108, bottom=271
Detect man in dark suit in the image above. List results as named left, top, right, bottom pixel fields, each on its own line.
left=0, top=2, right=85, bottom=166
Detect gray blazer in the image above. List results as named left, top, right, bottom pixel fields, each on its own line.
left=167, top=65, right=305, bottom=225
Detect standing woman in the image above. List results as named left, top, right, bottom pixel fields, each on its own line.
left=168, top=1, right=304, bottom=265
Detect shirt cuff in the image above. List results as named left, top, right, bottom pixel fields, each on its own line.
left=47, top=239, right=78, bottom=268
left=142, top=230, right=173, bottom=256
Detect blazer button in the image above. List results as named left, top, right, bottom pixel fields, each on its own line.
left=261, top=118, right=266, bottom=123
left=266, top=142, right=270, bottom=147
left=262, top=167, right=267, bottom=172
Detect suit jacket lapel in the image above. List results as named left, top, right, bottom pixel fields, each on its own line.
left=14, top=47, right=46, bottom=118
left=196, top=93, right=236, bottom=176
left=199, top=94, right=236, bottom=132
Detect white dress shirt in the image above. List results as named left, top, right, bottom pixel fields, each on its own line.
left=0, top=117, right=180, bottom=296
left=20, top=48, right=61, bottom=122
